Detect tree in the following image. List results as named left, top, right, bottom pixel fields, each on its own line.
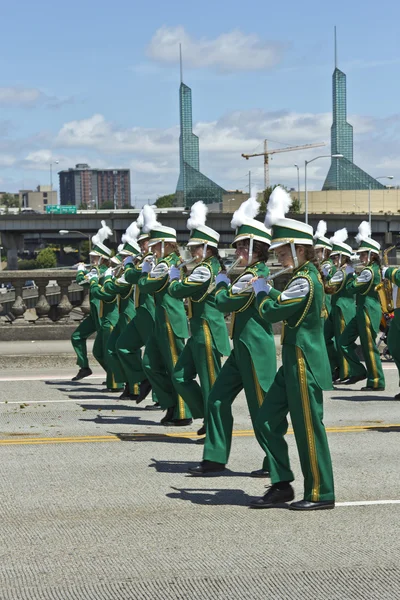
left=36, top=248, right=57, bottom=269
left=0, top=193, right=20, bottom=208
left=259, top=184, right=300, bottom=214
left=155, top=194, right=176, bottom=208
left=100, top=201, right=114, bottom=209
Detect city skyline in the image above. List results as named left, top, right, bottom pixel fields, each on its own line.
left=0, top=0, right=400, bottom=204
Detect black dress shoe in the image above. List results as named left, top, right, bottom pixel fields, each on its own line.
left=102, top=388, right=123, bottom=393
left=197, top=424, right=206, bottom=436
left=250, top=469, right=270, bottom=478
left=119, top=384, right=137, bottom=400
left=136, top=379, right=152, bottom=404
left=290, top=499, right=335, bottom=511
left=249, top=483, right=294, bottom=508
left=342, top=375, right=366, bottom=385
left=332, top=367, right=340, bottom=383
left=188, top=460, right=226, bottom=476
left=395, top=392, right=400, bottom=399
left=163, top=418, right=193, bottom=427
left=72, top=367, right=92, bottom=381
left=361, top=386, right=385, bottom=392
left=145, top=402, right=162, bottom=410
left=160, top=406, right=175, bottom=424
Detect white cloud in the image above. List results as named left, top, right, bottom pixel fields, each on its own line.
left=0, top=86, right=72, bottom=109
left=147, top=26, right=284, bottom=73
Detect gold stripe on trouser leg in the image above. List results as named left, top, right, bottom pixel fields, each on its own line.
left=134, top=384, right=139, bottom=395
left=364, top=311, right=379, bottom=388
left=109, top=325, right=118, bottom=390
left=202, top=321, right=216, bottom=387
left=165, top=314, right=185, bottom=420
left=251, top=360, right=264, bottom=407
left=339, top=312, right=349, bottom=380
left=295, top=346, right=320, bottom=502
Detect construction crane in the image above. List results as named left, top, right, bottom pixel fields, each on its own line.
left=242, top=139, right=326, bottom=189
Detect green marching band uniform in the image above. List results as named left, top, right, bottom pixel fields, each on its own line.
left=115, top=220, right=158, bottom=402
left=71, top=264, right=99, bottom=378
left=314, top=220, right=339, bottom=379
left=189, top=196, right=277, bottom=476
left=138, top=207, right=192, bottom=424
left=324, top=229, right=357, bottom=382
left=382, top=265, right=400, bottom=397
left=169, top=203, right=230, bottom=424
left=339, top=221, right=385, bottom=391
left=251, top=186, right=335, bottom=510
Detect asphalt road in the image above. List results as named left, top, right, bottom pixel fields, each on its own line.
left=0, top=363, right=399, bottom=599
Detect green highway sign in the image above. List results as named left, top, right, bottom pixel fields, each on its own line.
left=46, top=205, right=77, bottom=214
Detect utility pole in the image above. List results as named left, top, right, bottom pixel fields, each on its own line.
left=248, top=171, right=252, bottom=195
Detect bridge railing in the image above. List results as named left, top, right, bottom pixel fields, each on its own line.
left=0, top=270, right=89, bottom=325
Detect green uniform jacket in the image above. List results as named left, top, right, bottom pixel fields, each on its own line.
left=257, top=261, right=332, bottom=391
left=124, top=257, right=156, bottom=319
left=76, top=265, right=107, bottom=331
left=103, top=278, right=136, bottom=321
left=138, top=252, right=189, bottom=339
left=214, top=261, right=275, bottom=392
left=327, top=266, right=356, bottom=324
left=168, top=256, right=231, bottom=356
left=346, top=262, right=382, bottom=330
left=89, top=275, right=120, bottom=328
left=321, top=258, right=337, bottom=314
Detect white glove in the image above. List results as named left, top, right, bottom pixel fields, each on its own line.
left=123, top=255, right=133, bottom=266
left=104, top=267, right=113, bottom=278
left=252, top=278, right=271, bottom=296
left=169, top=265, right=181, bottom=281
left=141, top=261, right=151, bottom=274
left=382, top=266, right=389, bottom=279
left=216, top=273, right=230, bottom=286
left=322, top=264, right=331, bottom=277
left=87, top=272, right=98, bottom=282
left=77, top=262, right=86, bottom=271
left=345, top=264, right=355, bottom=275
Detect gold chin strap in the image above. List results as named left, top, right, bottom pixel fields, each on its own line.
left=290, top=241, right=298, bottom=269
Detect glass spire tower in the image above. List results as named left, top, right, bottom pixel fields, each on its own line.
left=323, top=30, right=384, bottom=191
left=176, top=54, right=225, bottom=207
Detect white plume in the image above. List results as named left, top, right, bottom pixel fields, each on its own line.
left=330, top=228, right=348, bottom=245
left=264, top=186, right=292, bottom=228
left=92, top=220, right=112, bottom=246
left=136, top=209, right=144, bottom=229
left=355, top=221, right=371, bottom=244
left=231, top=189, right=260, bottom=229
left=314, top=220, right=327, bottom=240
left=187, top=201, right=208, bottom=230
left=122, top=221, right=140, bottom=245
left=142, top=204, right=160, bottom=234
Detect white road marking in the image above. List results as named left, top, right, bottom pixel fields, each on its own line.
left=0, top=398, right=120, bottom=405
left=0, top=375, right=104, bottom=382
left=336, top=500, right=400, bottom=507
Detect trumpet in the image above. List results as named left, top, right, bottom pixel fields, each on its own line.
left=208, top=256, right=244, bottom=293
left=240, top=265, right=293, bottom=294
left=178, top=256, right=197, bottom=269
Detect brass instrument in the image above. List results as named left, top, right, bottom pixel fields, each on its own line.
left=207, top=256, right=244, bottom=293
left=375, top=245, right=395, bottom=313
left=240, top=266, right=293, bottom=294
left=178, top=256, right=197, bottom=269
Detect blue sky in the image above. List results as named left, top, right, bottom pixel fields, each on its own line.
left=1, top=0, right=400, bottom=204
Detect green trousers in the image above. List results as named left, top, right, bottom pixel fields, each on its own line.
left=387, top=312, right=400, bottom=386
left=93, top=326, right=124, bottom=391
left=340, top=309, right=385, bottom=389
left=71, top=315, right=97, bottom=369
left=142, top=324, right=191, bottom=421
left=203, top=343, right=271, bottom=471
left=324, top=312, right=339, bottom=375
left=331, top=306, right=353, bottom=381
left=116, top=309, right=155, bottom=396
left=172, top=325, right=222, bottom=421
left=255, top=345, right=335, bottom=502
left=106, top=314, right=138, bottom=392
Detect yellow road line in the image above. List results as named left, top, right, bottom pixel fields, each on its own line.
left=0, top=423, right=398, bottom=446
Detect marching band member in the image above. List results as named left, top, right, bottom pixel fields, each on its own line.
left=314, top=220, right=339, bottom=381
left=103, top=227, right=141, bottom=400
left=138, top=209, right=192, bottom=425
left=250, top=186, right=335, bottom=510
left=381, top=260, right=400, bottom=398
left=71, top=221, right=111, bottom=381
left=87, top=222, right=124, bottom=392
left=169, top=202, right=230, bottom=431
left=116, top=209, right=159, bottom=404
left=340, top=222, right=385, bottom=391
left=189, top=194, right=276, bottom=476
left=325, top=229, right=357, bottom=383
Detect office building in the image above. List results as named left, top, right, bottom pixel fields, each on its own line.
left=59, top=164, right=131, bottom=208
left=19, top=186, right=57, bottom=212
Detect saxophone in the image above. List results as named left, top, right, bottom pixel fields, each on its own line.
left=375, top=245, right=395, bottom=313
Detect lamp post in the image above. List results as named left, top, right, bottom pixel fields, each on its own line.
left=294, top=164, right=300, bottom=210
left=304, top=154, right=343, bottom=224
left=59, top=229, right=91, bottom=252
left=0, top=246, right=3, bottom=271
left=50, top=160, right=59, bottom=205
left=368, top=176, right=394, bottom=228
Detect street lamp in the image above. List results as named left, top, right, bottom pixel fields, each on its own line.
left=294, top=164, right=300, bottom=209
left=0, top=246, right=3, bottom=271
left=304, top=154, right=343, bottom=224
left=50, top=160, right=59, bottom=205
left=59, top=229, right=91, bottom=252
